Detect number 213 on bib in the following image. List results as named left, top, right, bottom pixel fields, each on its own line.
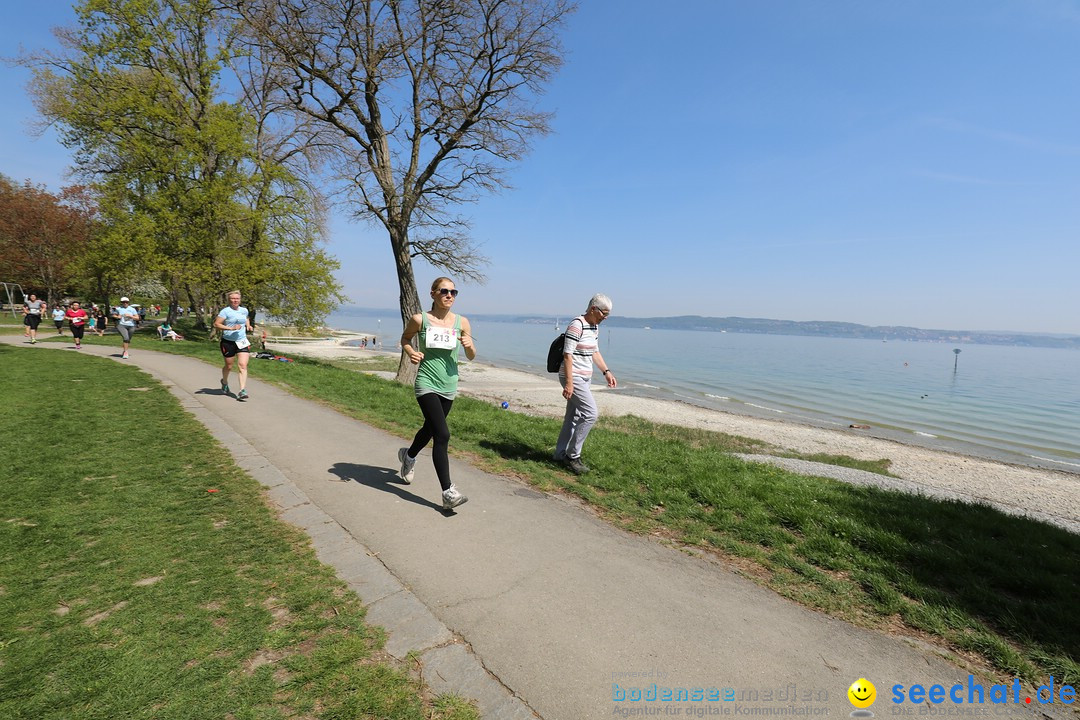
left=425, top=327, right=457, bottom=350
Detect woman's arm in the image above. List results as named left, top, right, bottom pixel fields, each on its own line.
left=400, top=313, right=424, bottom=364
left=459, top=317, right=477, bottom=361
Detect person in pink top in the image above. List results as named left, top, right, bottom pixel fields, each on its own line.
left=65, top=301, right=90, bottom=350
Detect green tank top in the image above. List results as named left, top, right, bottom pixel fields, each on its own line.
left=415, top=313, right=461, bottom=399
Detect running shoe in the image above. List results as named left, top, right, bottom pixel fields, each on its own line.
left=442, top=485, right=468, bottom=510
left=237, top=389, right=249, bottom=402
left=563, top=457, right=590, bottom=475
left=220, top=379, right=230, bottom=395
left=121, top=352, right=129, bottom=359
left=397, top=448, right=415, bottom=484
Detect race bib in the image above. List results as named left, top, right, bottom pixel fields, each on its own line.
left=235, top=337, right=251, bottom=349
left=425, top=326, right=457, bottom=350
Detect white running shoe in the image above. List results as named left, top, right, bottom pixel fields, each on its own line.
left=442, top=485, right=468, bottom=510
left=397, top=448, right=415, bottom=484
left=122, top=352, right=129, bottom=359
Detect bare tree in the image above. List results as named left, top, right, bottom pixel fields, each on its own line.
left=234, top=0, right=574, bottom=381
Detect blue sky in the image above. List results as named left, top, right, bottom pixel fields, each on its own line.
left=4, top=1, right=1080, bottom=333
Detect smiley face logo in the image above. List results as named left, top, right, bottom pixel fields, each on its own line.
left=848, top=678, right=876, bottom=709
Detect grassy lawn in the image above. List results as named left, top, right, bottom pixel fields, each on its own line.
left=0, top=345, right=478, bottom=720
left=13, top=318, right=1080, bottom=687
left=0, top=312, right=37, bottom=335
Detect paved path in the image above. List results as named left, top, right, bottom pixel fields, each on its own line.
left=5, top=337, right=1066, bottom=720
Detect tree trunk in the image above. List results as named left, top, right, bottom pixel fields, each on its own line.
left=93, top=275, right=112, bottom=309
left=166, top=285, right=179, bottom=325
left=198, top=292, right=216, bottom=338
left=391, top=225, right=422, bottom=385
left=185, top=285, right=208, bottom=331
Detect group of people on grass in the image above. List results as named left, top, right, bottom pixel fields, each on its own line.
left=23, top=295, right=111, bottom=348
left=23, top=281, right=616, bottom=515
left=22, top=295, right=153, bottom=347
left=22, top=293, right=200, bottom=357
left=22, top=290, right=243, bottom=370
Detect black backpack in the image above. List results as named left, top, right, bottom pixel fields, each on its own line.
left=546, top=333, right=566, bottom=373
left=547, top=317, right=583, bottom=372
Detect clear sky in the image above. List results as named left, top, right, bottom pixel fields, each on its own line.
left=4, top=1, right=1080, bottom=334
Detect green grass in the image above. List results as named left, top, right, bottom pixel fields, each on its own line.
left=0, top=345, right=478, bottom=720
left=0, top=312, right=38, bottom=335
left=322, top=355, right=400, bottom=373
left=34, top=320, right=1080, bottom=685
left=779, top=452, right=896, bottom=476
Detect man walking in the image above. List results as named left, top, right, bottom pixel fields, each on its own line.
left=554, top=293, right=617, bottom=475
left=22, top=294, right=46, bottom=344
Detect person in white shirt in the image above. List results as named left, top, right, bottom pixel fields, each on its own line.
left=213, top=290, right=254, bottom=401
left=52, top=306, right=66, bottom=334
left=112, top=297, right=140, bottom=359
left=553, top=294, right=617, bottom=475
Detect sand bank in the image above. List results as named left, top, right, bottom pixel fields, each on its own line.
left=266, top=334, right=1080, bottom=534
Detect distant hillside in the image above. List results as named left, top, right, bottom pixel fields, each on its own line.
left=512, top=314, right=1080, bottom=349
left=331, top=307, right=1080, bottom=349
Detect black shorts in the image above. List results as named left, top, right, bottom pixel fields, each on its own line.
left=54, top=320, right=64, bottom=330
left=71, top=324, right=85, bottom=339
left=219, top=339, right=251, bottom=358
left=24, top=315, right=41, bottom=330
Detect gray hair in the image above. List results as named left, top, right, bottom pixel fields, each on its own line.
left=588, top=293, right=612, bottom=312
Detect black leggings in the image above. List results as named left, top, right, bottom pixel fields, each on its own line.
left=408, top=393, right=454, bottom=491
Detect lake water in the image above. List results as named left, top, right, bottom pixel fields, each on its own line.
left=328, top=311, right=1080, bottom=473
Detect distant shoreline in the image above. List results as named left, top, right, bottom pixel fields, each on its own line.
left=328, top=308, right=1080, bottom=349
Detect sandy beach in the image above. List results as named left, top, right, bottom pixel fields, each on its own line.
left=265, top=332, right=1080, bottom=534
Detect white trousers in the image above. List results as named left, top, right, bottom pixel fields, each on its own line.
left=555, top=375, right=598, bottom=460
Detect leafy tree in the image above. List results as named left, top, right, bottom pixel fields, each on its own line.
left=235, top=0, right=574, bottom=381
left=0, top=176, right=96, bottom=306
left=23, top=0, right=343, bottom=329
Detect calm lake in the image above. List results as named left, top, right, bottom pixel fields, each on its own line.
left=328, top=311, right=1080, bottom=473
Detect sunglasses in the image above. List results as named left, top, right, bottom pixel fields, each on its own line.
left=437, top=288, right=459, bottom=297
